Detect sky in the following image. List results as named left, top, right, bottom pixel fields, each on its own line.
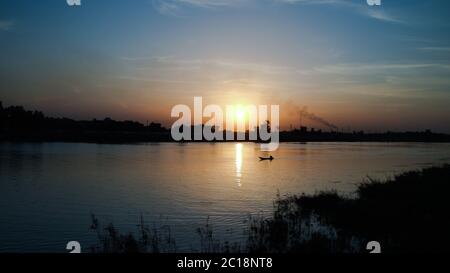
left=1, top=0, right=450, bottom=132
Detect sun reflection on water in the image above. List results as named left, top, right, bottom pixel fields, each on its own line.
left=235, top=143, right=243, bottom=187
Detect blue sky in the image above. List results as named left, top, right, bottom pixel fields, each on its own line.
left=1, top=0, right=450, bottom=132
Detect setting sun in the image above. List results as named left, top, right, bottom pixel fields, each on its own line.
left=234, top=107, right=246, bottom=123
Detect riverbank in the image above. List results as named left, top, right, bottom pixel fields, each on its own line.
left=247, top=164, right=450, bottom=253
left=90, top=164, right=450, bottom=253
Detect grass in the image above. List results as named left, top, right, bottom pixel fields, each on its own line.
left=89, top=214, right=177, bottom=253
left=247, top=164, right=450, bottom=253
left=89, top=164, right=450, bottom=253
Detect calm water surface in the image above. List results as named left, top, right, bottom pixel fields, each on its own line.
left=1, top=142, right=450, bottom=252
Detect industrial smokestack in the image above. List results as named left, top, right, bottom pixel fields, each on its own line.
left=298, top=107, right=339, bottom=131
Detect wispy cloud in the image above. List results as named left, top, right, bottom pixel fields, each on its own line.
left=174, top=0, right=246, bottom=8
left=122, top=56, right=296, bottom=74
left=0, top=20, right=14, bottom=31
left=365, top=9, right=404, bottom=24
left=282, top=0, right=404, bottom=24
left=152, top=0, right=249, bottom=15
left=418, top=47, right=450, bottom=52
left=153, top=0, right=181, bottom=16
left=314, top=63, right=450, bottom=75
left=276, top=0, right=347, bottom=4
left=152, top=0, right=405, bottom=24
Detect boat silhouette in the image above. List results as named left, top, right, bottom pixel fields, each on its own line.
left=259, top=156, right=274, bottom=161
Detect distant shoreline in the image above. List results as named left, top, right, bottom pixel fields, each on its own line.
left=2, top=102, right=450, bottom=144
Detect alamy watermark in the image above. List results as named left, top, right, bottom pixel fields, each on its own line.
left=367, top=0, right=381, bottom=6
left=171, top=97, right=280, bottom=151
left=66, top=241, right=81, bottom=253
left=66, top=0, right=81, bottom=6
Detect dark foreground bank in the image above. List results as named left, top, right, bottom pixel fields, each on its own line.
left=89, top=165, right=450, bottom=253
left=247, top=164, right=450, bottom=253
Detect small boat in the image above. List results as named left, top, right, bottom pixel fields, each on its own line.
left=259, top=156, right=274, bottom=161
